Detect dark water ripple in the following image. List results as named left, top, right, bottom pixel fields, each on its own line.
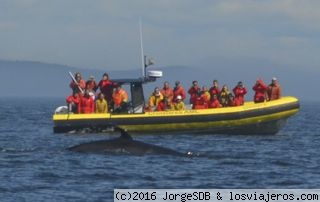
left=0, top=98, right=319, bottom=201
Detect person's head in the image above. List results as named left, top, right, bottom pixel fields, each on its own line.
left=222, top=85, right=228, bottom=91
left=176, top=95, right=182, bottom=102
left=163, top=81, right=170, bottom=89
left=237, top=81, right=243, bottom=87
left=98, top=92, right=105, bottom=100
left=154, top=87, right=161, bottom=96
left=84, top=90, right=90, bottom=97
left=192, top=80, right=198, bottom=87
left=102, top=73, right=109, bottom=80
left=272, top=77, right=278, bottom=85
left=89, top=76, right=95, bottom=81
left=213, top=94, right=218, bottom=100
left=202, top=86, right=208, bottom=92
left=73, top=92, right=79, bottom=98
left=228, top=93, right=234, bottom=99
left=175, top=81, right=180, bottom=87
left=75, top=72, right=81, bottom=81
left=213, top=80, right=218, bottom=87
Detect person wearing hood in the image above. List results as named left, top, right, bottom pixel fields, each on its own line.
left=252, top=79, right=268, bottom=103
left=233, top=81, right=247, bottom=106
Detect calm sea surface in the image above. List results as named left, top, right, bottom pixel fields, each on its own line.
left=0, top=98, right=319, bottom=201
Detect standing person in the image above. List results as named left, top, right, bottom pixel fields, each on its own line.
left=209, top=79, right=221, bottom=99
left=98, top=73, right=114, bottom=105
left=160, top=81, right=174, bottom=103
left=78, top=90, right=95, bottom=114
left=66, top=92, right=80, bottom=113
left=233, top=81, right=247, bottom=106
left=253, top=79, right=268, bottom=103
left=267, top=77, right=282, bottom=101
left=188, top=80, right=201, bottom=105
left=219, top=85, right=230, bottom=107
left=86, top=76, right=98, bottom=93
left=173, top=81, right=186, bottom=102
left=112, top=85, right=129, bottom=113
left=95, top=93, right=108, bottom=113
left=70, top=72, right=86, bottom=95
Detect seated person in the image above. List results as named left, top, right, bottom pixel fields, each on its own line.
left=209, top=94, right=222, bottom=108
left=156, top=97, right=173, bottom=111
left=193, top=88, right=208, bottom=109
left=228, top=93, right=236, bottom=106
left=173, top=95, right=185, bottom=110
left=149, top=87, right=164, bottom=111
left=66, top=92, right=80, bottom=113
left=112, top=85, right=129, bottom=113
left=95, top=93, right=108, bottom=113
left=78, top=90, right=95, bottom=114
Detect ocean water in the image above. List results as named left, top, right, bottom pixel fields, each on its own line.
left=0, top=98, right=319, bottom=201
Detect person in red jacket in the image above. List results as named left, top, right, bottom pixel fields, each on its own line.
left=267, top=77, right=282, bottom=101
left=209, top=94, right=222, bottom=108
left=252, top=79, right=268, bottom=103
left=66, top=92, right=80, bottom=113
left=78, top=90, right=95, bottom=114
left=188, top=80, right=200, bottom=105
left=161, top=81, right=174, bottom=103
left=173, top=81, right=186, bottom=103
left=233, top=81, right=247, bottom=106
left=98, top=73, right=114, bottom=105
left=209, top=79, right=221, bottom=99
left=70, top=72, right=86, bottom=95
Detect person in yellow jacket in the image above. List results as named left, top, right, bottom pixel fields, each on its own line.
left=95, top=93, right=108, bottom=113
left=173, top=95, right=185, bottom=110
left=149, top=87, right=164, bottom=111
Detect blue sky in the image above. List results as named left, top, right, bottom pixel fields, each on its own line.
left=1, top=0, right=320, bottom=72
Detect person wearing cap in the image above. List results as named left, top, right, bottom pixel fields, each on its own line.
left=149, top=87, right=164, bottom=111
left=267, top=77, right=282, bottom=101
left=233, top=81, right=247, bottom=106
left=98, top=73, right=115, bottom=105
left=69, top=72, right=86, bottom=95
left=112, top=85, right=129, bottom=113
left=173, top=81, right=186, bottom=102
left=252, top=79, right=268, bottom=103
left=86, top=76, right=98, bottom=93
left=173, top=95, right=185, bottom=110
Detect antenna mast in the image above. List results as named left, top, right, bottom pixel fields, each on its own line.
left=139, top=19, right=146, bottom=77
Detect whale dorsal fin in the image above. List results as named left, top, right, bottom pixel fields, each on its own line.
left=114, top=126, right=133, bottom=140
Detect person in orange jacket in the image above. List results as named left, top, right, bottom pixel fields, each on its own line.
left=66, top=92, right=80, bottom=113
left=233, top=81, right=247, bottom=106
left=161, top=81, right=174, bottom=103
left=70, top=72, right=86, bottom=95
left=267, top=77, right=282, bottom=101
left=201, top=86, right=211, bottom=108
left=188, top=80, right=201, bottom=105
left=253, top=79, right=268, bottom=103
left=173, top=81, right=186, bottom=103
left=112, top=85, right=129, bottom=113
left=78, top=90, right=95, bottom=114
